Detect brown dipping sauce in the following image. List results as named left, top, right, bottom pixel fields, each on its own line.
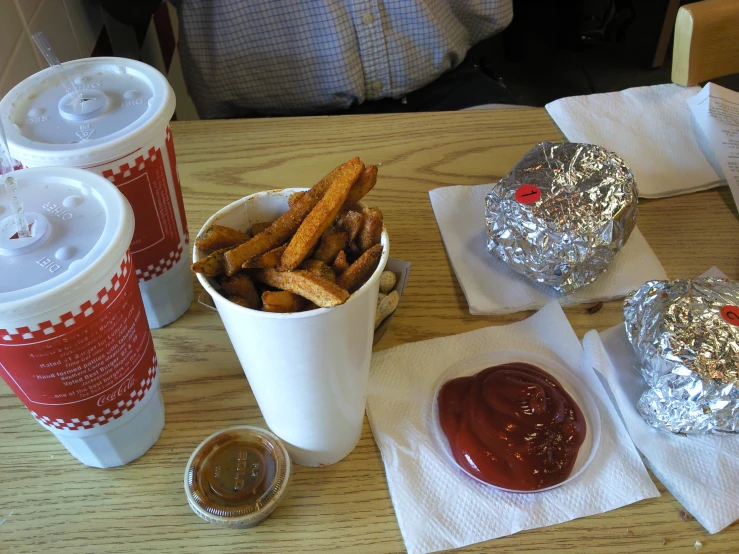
left=437, top=362, right=587, bottom=491
left=186, top=428, right=289, bottom=526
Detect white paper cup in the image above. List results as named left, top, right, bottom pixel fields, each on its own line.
left=194, top=190, right=389, bottom=467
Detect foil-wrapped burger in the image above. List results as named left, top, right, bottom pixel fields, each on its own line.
left=624, top=278, right=739, bottom=434
left=485, top=142, right=638, bottom=294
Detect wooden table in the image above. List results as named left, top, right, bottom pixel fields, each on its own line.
left=2, top=109, right=738, bottom=553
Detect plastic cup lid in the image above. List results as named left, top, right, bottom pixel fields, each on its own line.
left=0, top=57, right=174, bottom=166
left=0, top=166, right=133, bottom=319
left=184, top=426, right=291, bottom=528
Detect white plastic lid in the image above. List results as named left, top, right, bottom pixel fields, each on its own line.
left=0, top=166, right=133, bottom=321
left=0, top=57, right=175, bottom=167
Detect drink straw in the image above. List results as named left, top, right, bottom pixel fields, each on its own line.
left=32, top=32, right=84, bottom=113
left=0, top=122, right=30, bottom=238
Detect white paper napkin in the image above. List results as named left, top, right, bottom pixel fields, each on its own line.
left=367, top=302, right=659, bottom=554
left=429, top=183, right=667, bottom=315
left=545, top=84, right=724, bottom=198
left=583, top=273, right=739, bottom=534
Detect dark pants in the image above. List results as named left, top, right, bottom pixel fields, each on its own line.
left=345, top=59, right=516, bottom=115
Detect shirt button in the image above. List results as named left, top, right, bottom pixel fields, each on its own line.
left=371, top=81, right=384, bottom=93
left=362, top=12, right=376, bottom=25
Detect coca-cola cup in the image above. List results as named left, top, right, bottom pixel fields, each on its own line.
left=0, top=57, right=193, bottom=329
left=0, top=166, right=164, bottom=468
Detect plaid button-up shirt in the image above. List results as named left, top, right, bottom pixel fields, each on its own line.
left=173, top=0, right=513, bottom=118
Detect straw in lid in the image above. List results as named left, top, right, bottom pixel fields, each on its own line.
left=185, top=426, right=291, bottom=528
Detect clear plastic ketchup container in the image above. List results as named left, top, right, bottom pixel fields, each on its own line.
left=430, top=350, right=601, bottom=493
left=185, top=426, right=292, bottom=528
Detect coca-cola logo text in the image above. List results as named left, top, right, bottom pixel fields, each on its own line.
left=97, top=376, right=136, bottom=407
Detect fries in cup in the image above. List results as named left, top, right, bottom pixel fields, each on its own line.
left=191, top=158, right=386, bottom=313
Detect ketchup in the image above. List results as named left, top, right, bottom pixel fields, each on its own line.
left=437, top=362, right=586, bottom=491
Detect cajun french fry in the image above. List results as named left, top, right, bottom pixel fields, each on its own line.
left=375, top=290, right=399, bottom=329
left=300, top=259, right=336, bottom=283
left=223, top=160, right=354, bottom=275
left=363, top=206, right=382, bottom=220
left=261, top=290, right=307, bottom=313
left=250, top=221, right=274, bottom=236
left=242, top=245, right=286, bottom=269
left=336, top=244, right=383, bottom=292
left=221, top=274, right=260, bottom=309
left=340, top=165, right=377, bottom=213
left=191, top=247, right=229, bottom=277
left=313, top=231, right=348, bottom=265
left=332, top=250, right=349, bottom=273
left=279, top=158, right=364, bottom=271
left=357, top=207, right=383, bottom=252
left=196, top=224, right=251, bottom=251
left=288, top=191, right=306, bottom=208
left=195, top=158, right=389, bottom=318
left=228, top=295, right=254, bottom=309
left=254, top=268, right=350, bottom=308
left=338, top=210, right=363, bottom=243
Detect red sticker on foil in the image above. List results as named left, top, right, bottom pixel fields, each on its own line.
left=515, top=184, right=541, bottom=204
left=0, top=253, right=158, bottom=429
left=721, top=305, right=739, bottom=326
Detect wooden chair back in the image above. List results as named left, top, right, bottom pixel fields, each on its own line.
left=672, top=0, right=739, bottom=86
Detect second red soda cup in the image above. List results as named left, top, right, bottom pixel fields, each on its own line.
left=0, top=57, right=193, bottom=328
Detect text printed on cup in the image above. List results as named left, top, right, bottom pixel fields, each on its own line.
left=42, top=202, right=74, bottom=220
left=25, top=115, right=49, bottom=125
left=122, top=99, right=144, bottom=109
left=234, top=451, right=248, bottom=491
left=36, top=256, right=62, bottom=273
left=96, top=376, right=136, bottom=406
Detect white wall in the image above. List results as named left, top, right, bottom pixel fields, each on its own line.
left=0, top=0, right=104, bottom=98
left=0, top=0, right=199, bottom=119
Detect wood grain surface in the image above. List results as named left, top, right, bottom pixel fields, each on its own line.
left=1, top=109, right=738, bottom=553
left=672, top=0, right=739, bottom=86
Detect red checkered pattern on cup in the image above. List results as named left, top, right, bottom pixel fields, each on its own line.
left=133, top=241, right=185, bottom=280
left=0, top=252, right=133, bottom=343
left=165, top=125, right=189, bottom=243
left=102, top=146, right=161, bottom=184
left=30, top=358, right=158, bottom=431
left=101, top=143, right=188, bottom=283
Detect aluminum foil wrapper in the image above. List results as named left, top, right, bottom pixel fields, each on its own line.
left=485, top=142, right=638, bottom=294
left=624, top=278, right=739, bottom=434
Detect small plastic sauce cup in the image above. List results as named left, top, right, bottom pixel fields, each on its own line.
left=185, top=426, right=291, bottom=527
